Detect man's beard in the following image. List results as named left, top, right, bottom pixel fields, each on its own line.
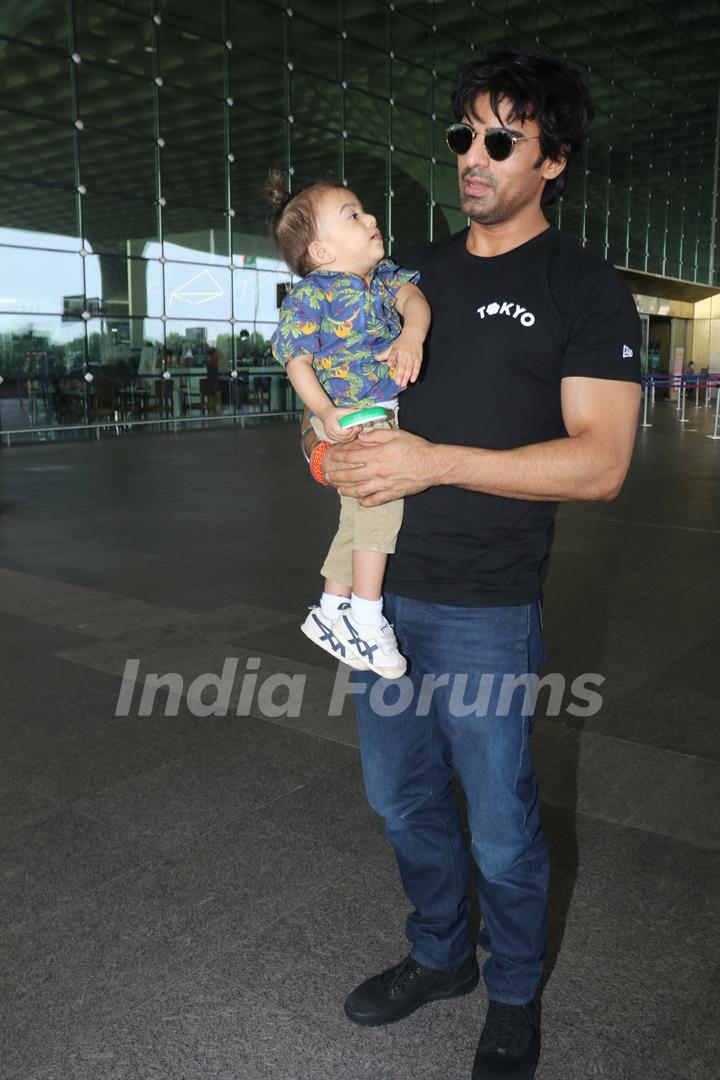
left=460, top=188, right=518, bottom=226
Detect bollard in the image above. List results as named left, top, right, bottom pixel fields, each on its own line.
left=678, top=376, right=689, bottom=422
left=709, top=384, right=720, bottom=441
left=643, top=382, right=651, bottom=427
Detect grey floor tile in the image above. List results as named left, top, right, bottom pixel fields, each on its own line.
left=660, top=962, right=720, bottom=1079
left=71, top=727, right=352, bottom=855
left=211, top=865, right=490, bottom=1078
left=31, top=970, right=379, bottom=1080
left=0, top=654, right=140, bottom=740
left=259, top=760, right=387, bottom=859
left=0, top=804, right=157, bottom=933
left=541, top=900, right=703, bottom=1065
left=56, top=599, right=296, bottom=681
left=536, top=729, right=698, bottom=827
left=580, top=685, right=720, bottom=759
left=0, top=715, right=198, bottom=803
left=230, top=615, right=341, bottom=671
left=544, top=805, right=720, bottom=921
left=84, top=813, right=359, bottom=969
left=0, top=611, right=92, bottom=674
left=0, top=567, right=190, bottom=639
left=0, top=891, right=184, bottom=1078
left=624, top=752, right=720, bottom=848
left=0, top=773, right=58, bottom=838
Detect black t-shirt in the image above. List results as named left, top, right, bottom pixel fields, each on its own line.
left=386, top=226, right=641, bottom=607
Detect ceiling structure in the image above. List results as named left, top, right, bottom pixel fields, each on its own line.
left=0, top=0, right=718, bottom=287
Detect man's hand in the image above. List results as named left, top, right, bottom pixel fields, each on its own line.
left=324, top=427, right=438, bottom=505
left=376, top=329, right=423, bottom=390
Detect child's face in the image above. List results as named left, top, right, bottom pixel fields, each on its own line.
left=311, top=188, right=384, bottom=275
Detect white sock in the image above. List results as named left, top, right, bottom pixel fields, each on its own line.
left=350, top=593, right=384, bottom=626
left=320, top=592, right=348, bottom=619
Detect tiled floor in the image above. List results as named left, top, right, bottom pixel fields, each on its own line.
left=1, top=401, right=718, bottom=1079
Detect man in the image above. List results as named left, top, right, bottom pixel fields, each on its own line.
left=303, top=46, right=641, bottom=1079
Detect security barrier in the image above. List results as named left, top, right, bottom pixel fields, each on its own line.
left=640, top=373, right=720, bottom=441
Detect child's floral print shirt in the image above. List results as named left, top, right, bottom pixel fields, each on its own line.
left=271, top=258, right=420, bottom=409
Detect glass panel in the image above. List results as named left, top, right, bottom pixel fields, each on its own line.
left=0, top=111, right=76, bottom=186
left=161, top=144, right=228, bottom=210
left=79, top=128, right=157, bottom=202
left=228, top=1, right=284, bottom=62
left=74, top=0, right=155, bottom=77
left=344, top=35, right=390, bottom=99
left=390, top=11, right=431, bottom=69
left=289, top=123, right=342, bottom=188
left=289, top=15, right=341, bottom=81
left=434, top=36, right=464, bottom=85
left=77, top=64, right=156, bottom=140
left=0, top=40, right=73, bottom=124
left=229, top=53, right=285, bottom=119
left=291, top=71, right=341, bottom=131
left=0, top=314, right=87, bottom=431
left=344, top=89, right=388, bottom=147
left=230, top=107, right=286, bottom=240
left=392, top=103, right=431, bottom=157
left=391, top=61, right=433, bottom=112
left=157, top=0, right=225, bottom=41
left=164, top=261, right=231, bottom=321
left=160, top=86, right=227, bottom=152
left=0, top=181, right=80, bottom=251
left=344, top=4, right=388, bottom=52
left=164, top=318, right=233, bottom=417
left=83, top=315, right=168, bottom=422
left=343, top=140, right=388, bottom=239
left=233, top=260, right=289, bottom=330
left=433, top=2, right=471, bottom=42
left=0, top=247, right=84, bottom=314
left=83, top=253, right=164, bottom=319
left=390, top=152, right=429, bottom=250
left=432, top=159, right=459, bottom=213
left=162, top=206, right=230, bottom=261
left=158, top=24, right=226, bottom=97
left=434, top=76, right=456, bottom=126
left=83, top=191, right=159, bottom=255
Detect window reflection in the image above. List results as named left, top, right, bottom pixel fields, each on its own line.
left=164, top=262, right=231, bottom=321
left=0, top=248, right=84, bottom=314
left=0, top=0, right=718, bottom=436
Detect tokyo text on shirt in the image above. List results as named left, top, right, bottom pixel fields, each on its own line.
left=271, top=258, right=419, bottom=409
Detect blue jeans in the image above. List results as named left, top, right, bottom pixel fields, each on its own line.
left=352, top=592, right=549, bottom=1005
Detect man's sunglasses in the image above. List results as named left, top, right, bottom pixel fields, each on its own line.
left=445, top=122, right=541, bottom=161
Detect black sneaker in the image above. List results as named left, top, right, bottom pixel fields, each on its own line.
left=472, top=997, right=541, bottom=1079
left=344, top=952, right=480, bottom=1027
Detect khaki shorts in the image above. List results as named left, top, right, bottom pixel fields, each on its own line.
left=310, top=408, right=404, bottom=588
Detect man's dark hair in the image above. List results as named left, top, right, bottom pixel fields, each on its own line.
left=453, top=45, right=594, bottom=204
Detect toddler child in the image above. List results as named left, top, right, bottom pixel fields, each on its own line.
left=267, top=169, right=430, bottom=678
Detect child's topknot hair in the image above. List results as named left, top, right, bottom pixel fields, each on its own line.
left=264, top=168, right=345, bottom=278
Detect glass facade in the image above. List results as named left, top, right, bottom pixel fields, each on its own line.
left=0, top=0, right=718, bottom=440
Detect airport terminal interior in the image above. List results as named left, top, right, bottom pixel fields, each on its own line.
left=1, top=1, right=719, bottom=1078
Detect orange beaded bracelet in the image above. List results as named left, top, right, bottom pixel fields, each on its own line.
left=309, top=439, right=331, bottom=486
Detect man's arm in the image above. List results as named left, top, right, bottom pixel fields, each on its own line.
left=325, top=376, right=641, bottom=505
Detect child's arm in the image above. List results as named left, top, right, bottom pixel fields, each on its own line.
left=286, top=353, right=358, bottom=442
left=376, top=283, right=431, bottom=390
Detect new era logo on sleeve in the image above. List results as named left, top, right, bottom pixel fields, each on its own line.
left=622, top=345, right=634, bottom=358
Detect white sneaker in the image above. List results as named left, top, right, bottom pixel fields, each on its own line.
left=331, top=609, right=407, bottom=679
left=300, top=604, right=355, bottom=664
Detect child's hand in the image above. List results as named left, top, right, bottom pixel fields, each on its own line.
left=318, top=406, right=361, bottom=444
left=375, top=330, right=424, bottom=390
